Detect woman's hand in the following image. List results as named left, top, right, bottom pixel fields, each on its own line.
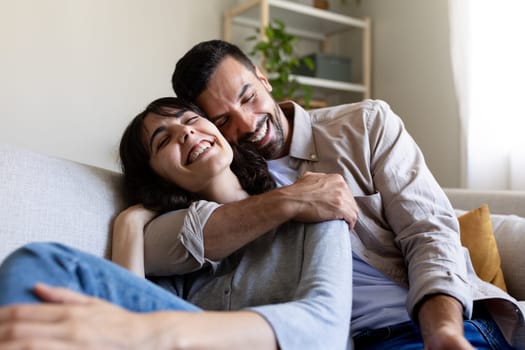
left=114, top=204, right=157, bottom=229
left=0, top=284, right=164, bottom=350
left=0, top=284, right=277, bottom=350
left=112, top=204, right=157, bottom=276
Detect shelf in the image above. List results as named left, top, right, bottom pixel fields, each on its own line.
left=294, top=75, right=366, bottom=93
left=228, top=0, right=365, bottom=40
left=224, top=0, right=371, bottom=100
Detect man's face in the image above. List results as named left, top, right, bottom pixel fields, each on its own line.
left=196, top=57, right=291, bottom=160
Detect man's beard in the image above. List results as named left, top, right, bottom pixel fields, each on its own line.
left=250, top=102, right=286, bottom=160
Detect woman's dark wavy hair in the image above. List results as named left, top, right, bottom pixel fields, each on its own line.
left=119, top=97, right=275, bottom=213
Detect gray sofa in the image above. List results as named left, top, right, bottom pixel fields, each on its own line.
left=1, top=143, right=525, bottom=303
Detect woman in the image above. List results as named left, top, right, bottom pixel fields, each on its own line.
left=0, top=97, right=351, bottom=349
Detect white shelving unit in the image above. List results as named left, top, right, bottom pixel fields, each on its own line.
left=223, top=0, right=371, bottom=100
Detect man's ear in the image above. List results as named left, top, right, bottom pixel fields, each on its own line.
left=254, top=65, right=273, bottom=92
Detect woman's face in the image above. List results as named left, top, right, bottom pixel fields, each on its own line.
left=142, top=109, right=234, bottom=193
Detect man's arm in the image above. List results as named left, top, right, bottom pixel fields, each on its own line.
left=144, top=171, right=358, bottom=275
left=417, top=294, right=475, bottom=350
left=365, top=101, right=473, bottom=347
left=204, top=171, right=358, bottom=260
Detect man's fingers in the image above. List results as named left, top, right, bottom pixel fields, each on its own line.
left=33, top=283, right=91, bottom=304
left=342, top=208, right=359, bottom=229
left=286, top=171, right=360, bottom=225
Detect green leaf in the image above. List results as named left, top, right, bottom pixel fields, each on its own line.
left=245, top=18, right=312, bottom=103
left=303, top=57, right=315, bottom=71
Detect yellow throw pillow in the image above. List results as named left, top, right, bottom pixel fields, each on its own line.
left=458, top=204, right=507, bottom=291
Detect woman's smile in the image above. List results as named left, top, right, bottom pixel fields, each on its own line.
left=186, top=139, right=215, bottom=165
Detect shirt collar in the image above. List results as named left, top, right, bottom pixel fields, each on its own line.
left=279, top=101, right=318, bottom=162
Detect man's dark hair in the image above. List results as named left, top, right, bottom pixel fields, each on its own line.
left=119, top=97, right=275, bottom=213
left=172, top=40, right=256, bottom=102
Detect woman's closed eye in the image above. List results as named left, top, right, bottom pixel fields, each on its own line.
left=157, top=136, right=170, bottom=151
left=184, top=115, right=200, bottom=125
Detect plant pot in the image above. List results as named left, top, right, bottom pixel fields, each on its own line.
left=313, top=0, right=329, bottom=9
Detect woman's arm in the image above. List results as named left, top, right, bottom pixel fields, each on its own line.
left=0, top=284, right=277, bottom=350
left=111, top=205, right=156, bottom=277
left=250, top=220, right=353, bottom=349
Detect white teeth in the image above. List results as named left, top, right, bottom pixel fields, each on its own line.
left=188, top=141, right=212, bottom=164
left=248, top=119, right=268, bottom=143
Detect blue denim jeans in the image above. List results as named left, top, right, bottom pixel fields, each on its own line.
left=353, top=318, right=515, bottom=350
left=0, top=242, right=200, bottom=312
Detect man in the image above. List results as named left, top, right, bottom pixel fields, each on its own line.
left=151, top=39, right=522, bottom=349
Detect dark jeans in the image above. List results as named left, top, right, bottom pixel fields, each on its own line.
left=353, top=317, right=515, bottom=350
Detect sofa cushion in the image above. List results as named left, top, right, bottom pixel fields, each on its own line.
left=0, top=144, right=126, bottom=263
left=490, top=213, right=525, bottom=300
left=458, top=205, right=507, bottom=291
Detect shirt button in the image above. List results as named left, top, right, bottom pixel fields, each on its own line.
left=310, top=154, right=317, bottom=160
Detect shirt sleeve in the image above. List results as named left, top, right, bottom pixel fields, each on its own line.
left=366, top=100, right=472, bottom=319
left=249, top=220, right=353, bottom=350
left=143, top=200, right=220, bottom=276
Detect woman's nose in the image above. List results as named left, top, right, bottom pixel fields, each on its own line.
left=172, top=124, right=194, bottom=144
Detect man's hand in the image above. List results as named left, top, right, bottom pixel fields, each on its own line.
left=418, top=294, right=475, bottom=350
left=423, top=328, right=475, bottom=350
left=282, top=172, right=359, bottom=229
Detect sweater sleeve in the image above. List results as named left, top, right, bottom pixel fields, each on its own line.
left=249, top=220, right=353, bottom=350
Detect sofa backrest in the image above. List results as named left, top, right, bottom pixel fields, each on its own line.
left=0, top=144, right=126, bottom=263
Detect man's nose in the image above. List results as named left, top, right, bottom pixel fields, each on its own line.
left=231, top=109, right=256, bottom=140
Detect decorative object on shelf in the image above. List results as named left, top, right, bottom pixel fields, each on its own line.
left=247, top=19, right=315, bottom=107
left=223, top=0, right=371, bottom=105
left=293, top=53, right=351, bottom=83
left=313, top=0, right=329, bottom=10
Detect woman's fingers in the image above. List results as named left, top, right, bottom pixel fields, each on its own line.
left=0, top=294, right=154, bottom=349
left=33, top=284, right=91, bottom=304
left=0, top=304, right=70, bottom=323
left=0, top=320, right=71, bottom=341
left=0, top=339, right=72, bottom=350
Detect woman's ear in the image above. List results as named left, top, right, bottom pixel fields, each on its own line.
left=254, top=65, right=273, bottom=92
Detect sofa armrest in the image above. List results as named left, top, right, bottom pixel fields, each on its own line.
left=444, top=188, right=525, bottom=301
left=444, top=188, right=525, bottom=217
left=0, top=144, right=126, bottom=263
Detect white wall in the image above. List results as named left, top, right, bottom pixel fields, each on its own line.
left=0, top=0, right=235, bottom=172
left=349, top=0, right=461, bottom=187
left=1, top=0, right=461, bottom=187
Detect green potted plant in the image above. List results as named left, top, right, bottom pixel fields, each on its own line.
left=247, top=19, right=315, bottom=107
